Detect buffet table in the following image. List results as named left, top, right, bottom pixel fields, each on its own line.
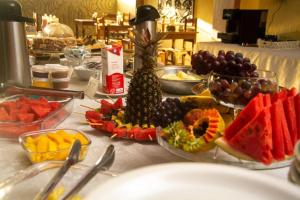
left=195, top=42, right=300, bottom=90
left=0, top=77, right=292, bottom=186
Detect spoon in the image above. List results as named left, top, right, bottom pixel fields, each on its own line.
left=62, top=144, right=115, bottom=200
left=36, top=140, right=81, bottom=200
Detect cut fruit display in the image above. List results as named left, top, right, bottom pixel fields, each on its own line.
left=218, top=88, right=299, bottom=165
left=160, top=108, right=225, bottom=152
left=85, top=97, right=156, bottom=141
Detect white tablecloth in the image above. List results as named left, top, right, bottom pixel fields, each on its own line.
left=195, top=42, right=300, bottom=90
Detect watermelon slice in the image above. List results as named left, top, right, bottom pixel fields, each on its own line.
left=225, top=93, right=263, bottom=140
left=0, top=107, right=10, bottom=121
left=277, top=100, right=294, bottom=156
left=263, top=94, right=271, bottom=107
left=49, top=102, right=61, bottom=111
left=271, top=101, right=285, bottom=161
left=296, top=94, right=300, bottom=140
left=283, top=95, right=298, bottom=146
left=271, top=89, right=287, bottom=103
left=288, top=87, right=297, bottom=97
left=17, top=113, right=35, bottom=123
left=229, top=108, right=273, bottom=164
left=31, top=105, right=51, bottom=118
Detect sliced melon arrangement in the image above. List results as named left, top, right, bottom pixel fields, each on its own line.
left=216, top=87, right=300, bottom=165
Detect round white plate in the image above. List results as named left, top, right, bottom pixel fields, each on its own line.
left=86, top=163, right=300, bottom=200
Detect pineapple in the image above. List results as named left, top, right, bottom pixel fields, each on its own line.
left=124, top=28, right=164, bottom=126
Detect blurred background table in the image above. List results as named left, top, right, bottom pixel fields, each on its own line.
left=195, top=42, right=300, bottom=90
left=74, top=19, right=96, bottom=38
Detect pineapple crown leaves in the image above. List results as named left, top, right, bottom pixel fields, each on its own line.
left=129, top=28, right=167, bottom=68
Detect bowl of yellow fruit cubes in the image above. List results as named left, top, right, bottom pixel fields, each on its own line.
left=156, top=66, right=206, bottom=95
left=19, top=129, right=91, bottom=163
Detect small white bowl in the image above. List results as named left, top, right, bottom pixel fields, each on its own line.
left=74, top=66, right=96, bottom=81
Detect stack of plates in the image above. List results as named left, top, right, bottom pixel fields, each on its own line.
left=289, top=142, right=300, bottom=185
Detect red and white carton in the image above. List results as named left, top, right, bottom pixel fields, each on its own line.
left=101, top=44, right=124, bottom=94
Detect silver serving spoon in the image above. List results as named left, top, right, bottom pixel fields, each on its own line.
left=62, top=144, right=115, bottom=200
left=36, top=140, right=81, bottom=200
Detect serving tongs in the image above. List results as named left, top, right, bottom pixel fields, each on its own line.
left=62, top=144, right=115, bottom=200
left=0, top=85, right=84, bottom=99
left=35, top=140, right=82, bottom=200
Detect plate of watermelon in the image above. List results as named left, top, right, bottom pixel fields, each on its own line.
left=215, top=87, right=299, bottom=168
left=0, top=95, right=73, bottom=138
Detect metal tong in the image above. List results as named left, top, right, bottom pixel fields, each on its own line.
left=62, top=144, right=115, bottom=200
left=36, top=140, right=82, bottom=200
left=1, top=85, right=85, bottom=99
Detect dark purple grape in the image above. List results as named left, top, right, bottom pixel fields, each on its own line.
left=243, top=57, right=251, bottom=63
left=235, top=52, right=243, bottom=58
left=236, top=63, right=243, bottom=71
left=208, top=55, right=217, bottom=63
left=218, top=50, right=225, bottom=56
left=226, top=50, right=235, bottom=55
left=225, top=53, right=235, bottom=61
left=250, top=64, right=257, bottom=72
left=243, top=90, right=252, bottom=99
left=242, top=62, right=251, bottom=71
left=217, top=55, right=225, bottom=62
left=196, top=54, right=203, bottom=62
left=252, top=71, right=259, bottom=77
left=235, top=56, right=243, bottom=64
left=220, top=79, right=230, bottom=88
left=235, top=86, right=244, bottom=96
left=202, top=51, right=210, bottom=59
left=240, top=80, right=251, bottom=90
left=198, top=50, right=204, bottom=55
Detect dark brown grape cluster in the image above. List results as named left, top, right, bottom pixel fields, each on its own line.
left=152, top=98, right=194, bottom=128
left=209, top=75, right=278, bottom=107
left=191, top=50, right=259, bottom=77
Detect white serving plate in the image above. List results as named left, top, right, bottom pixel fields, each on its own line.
left=86, top=163, right=300, bottom=200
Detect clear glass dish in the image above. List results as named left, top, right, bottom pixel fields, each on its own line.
left=0, top=95, right=73, bottom=139
left=0, top=161, right=117, bottom=200
left=156, top=128, right=293, bottom=170
left=19, top=129, right=91, bottom=163
left=208, top=70, right=278, bottom=109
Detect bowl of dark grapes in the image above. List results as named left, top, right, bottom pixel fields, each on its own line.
left=208, top=71, right=278, bottom=109
left=191, top=50, right=278, bottom=109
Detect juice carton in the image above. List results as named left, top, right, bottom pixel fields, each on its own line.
left=101, top=44, right=124, bottom=94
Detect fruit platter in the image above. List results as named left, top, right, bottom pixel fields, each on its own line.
left=0, top=95, right=73, bottom=138
left=156, top=87, right=299, bottom=169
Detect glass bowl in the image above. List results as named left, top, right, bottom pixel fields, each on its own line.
left=19, top=129, right=91, bottom=164
left=0, top=161, right=115, bottom=200
left=0, top=95, right=73, bottom=138
left=208, top=70, right=278, bottom=109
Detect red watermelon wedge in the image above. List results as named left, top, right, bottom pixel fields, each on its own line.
left=228, top=108, right=273, bottom=165
left=295, top=94, right=300, bottom=140
left=277, top=100, right=294, bottom=156
left=225, top=93, right=263, bottom=140
left=271, top=89, right=287, bottom=103
left=271, top=101, right=285, bottom=161
left=283, top=95, right=298, bottom=146
left=263, top=94, right=271, bottom=107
